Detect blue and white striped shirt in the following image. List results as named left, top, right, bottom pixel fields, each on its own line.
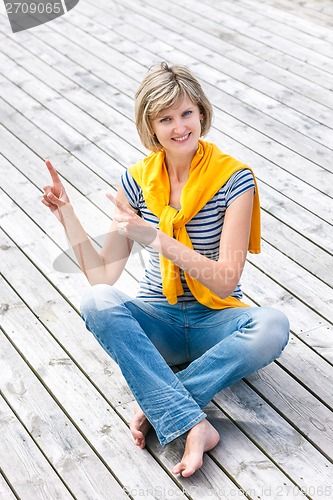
left=121, top=168, right=255, bottom=302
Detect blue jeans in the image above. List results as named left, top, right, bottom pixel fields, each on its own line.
left=80, top=284, right=289, bottom=446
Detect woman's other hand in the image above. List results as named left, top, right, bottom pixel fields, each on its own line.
left=41, top=160, right=71, bottom=223
left=106, top=192, right=157, bottom=247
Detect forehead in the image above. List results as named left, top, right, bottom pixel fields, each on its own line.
left=157, top=96, right=197, bottom=116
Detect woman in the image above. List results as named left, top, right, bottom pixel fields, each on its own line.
left=42, top=62, right=289, bottom=477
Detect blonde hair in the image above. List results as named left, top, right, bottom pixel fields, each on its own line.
left=135, top=62, right=213, bottom=152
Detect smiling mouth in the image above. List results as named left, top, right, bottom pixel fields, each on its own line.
left=172, top=133, right=191, bottom=142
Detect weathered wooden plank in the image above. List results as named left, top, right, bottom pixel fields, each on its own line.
left=8, top=11, right=330, bottom=213
left=101, top=0, right=333, bottom=89
left=0, top=395, right=73, bottom=499
left=246, top=362, right=333, bottom=458
left=0, top=71, right=140, bottom=171
left=259, top=210, right=333, bottom=289
left=0, top=208, right=255, bottom=496
left=139, top=0, right=333, bottom=74
left=288, top=0, right=333, bottom=16
left=0, top=153, right=144, bottom=288
left=0, top=31, right=140, bottom=147
left=69, top=1, right=333, bottom=122
left=242, top=269, right=333, bottom=405
left=278, top=335, right=333, bottom=409
left=246, top=240, right=333, bottom=324
left=2, top=30, right=332, bottom=213
left=1, top=1, right=333, bottom=496
left=32, top=3, right=333, bottom=202
left=0, top=333, right=129, bottom=500
left=1, top=149, right=332, bottom=366
left=45, top=7, right=333, bottom=163
left=1, top=51, right=329, bottom=240
left=297, top=325, right=333, bottom=363
left=1, top=199, right=310, bottom=498
left=0, top=199, right=135, bottom=403
left=248, top=0, right=333, bottom=28
left=214, top=381, right=333, bottom=497
left=87, top=1, right=333, bottom=107
left=2, top=188, right=332, bottom=496
left=1, top=221, right=244, bottom=499
left=0, top=473, right=17, bottom=500
left=0, top=176, right=325, bottom=498
left=195, top=0, right=333, bottom=56
left=121, top=402, right=306, bottom=500
left=0, top=267, right=189, bottom=499
left=235, top=0, right=333, bottom=43
left=2, top=103, right=333, bottom=298
left=10, top=1, right=333, bottom=125
left=2, top=137, right=333, bottom=374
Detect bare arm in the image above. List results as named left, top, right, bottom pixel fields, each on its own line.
left=109, top=188, right=254, bottom=298
left=41, top=160, right=134, bottom=285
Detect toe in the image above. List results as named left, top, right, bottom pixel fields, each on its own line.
left=181, top=466, right=197, bottom=478
left=171, top=463, right=183, bottom=475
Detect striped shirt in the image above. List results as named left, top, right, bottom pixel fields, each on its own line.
left=121, top=168, right=255, bottom=302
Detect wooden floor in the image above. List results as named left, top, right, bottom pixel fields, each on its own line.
left=1, top=0, right=333, bottom=498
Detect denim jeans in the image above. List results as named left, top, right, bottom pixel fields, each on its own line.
left=80, top=284, right=289, bottom=446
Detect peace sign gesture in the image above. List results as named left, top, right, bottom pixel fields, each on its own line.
left=107, top=192, right=158, bottom=247
left=41, top=160, right=71, bottom=223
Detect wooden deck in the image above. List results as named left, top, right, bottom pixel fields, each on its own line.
left=1, top=0, right=333, bottom=498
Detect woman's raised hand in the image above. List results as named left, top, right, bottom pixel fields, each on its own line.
left=41, top=160, right=71, bottom=223
left=106, top=192, right=158, bottom=247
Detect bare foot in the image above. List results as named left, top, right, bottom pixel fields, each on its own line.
left=129, top=403, right=151, bottom=449
left=172, top=419, right=220, bottom=477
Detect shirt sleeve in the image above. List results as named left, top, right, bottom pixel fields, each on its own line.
left=120, top=169, right=141, bottom=210
left=225, top=169, right=255, bottom=208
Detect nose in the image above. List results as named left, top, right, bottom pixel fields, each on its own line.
left=173, top=118, right=186, bottom=135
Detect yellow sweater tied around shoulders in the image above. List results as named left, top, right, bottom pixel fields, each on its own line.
left=129, top=140, right=261, bottom=309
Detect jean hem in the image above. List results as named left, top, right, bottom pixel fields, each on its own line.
left=158, top=411, right=207, bottom=447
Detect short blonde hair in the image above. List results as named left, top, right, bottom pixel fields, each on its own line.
left=135, top=62, right=213, bottom=152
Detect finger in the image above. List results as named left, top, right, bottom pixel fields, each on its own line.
left=45, top=159, right=62, bottom=185
left=113, top=215, right=129, bottom=222
left=46, top=191, right=66, bottom=207
left=42, top=197, right=59, bottom=213
left=41, top=198, right=53, bottom=208
left=106, top=192, right=132, bottom=215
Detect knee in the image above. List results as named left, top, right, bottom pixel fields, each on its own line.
left=267, top=307, right=290, bottom=347
left=80, top=283, right=130, bottom=318
left=249, top=307, right=290, bottom=360
left=80, top=284, right=114, bottom=318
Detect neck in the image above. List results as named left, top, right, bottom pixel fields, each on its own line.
left=165, top=149, right=196, bottom=183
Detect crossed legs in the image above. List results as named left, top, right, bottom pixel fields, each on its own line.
left=81, top=284, right=289, bottom=477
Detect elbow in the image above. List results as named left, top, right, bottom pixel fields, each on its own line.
left=209, top=277, right=237, bottom=299
left=215, top=284, right=237, bottom=300
left=87, top=275, right=117, bottom=287
left=213, top=262, right=241, bottom=298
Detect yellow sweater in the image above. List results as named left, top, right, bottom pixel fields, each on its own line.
left=129, top=140, right=260, bottom=309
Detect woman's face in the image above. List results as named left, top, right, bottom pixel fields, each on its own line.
left=151, top=96, right=203, bottom=156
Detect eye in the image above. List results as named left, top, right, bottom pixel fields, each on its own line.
left=183, top=110, right=192, bottom=117
left=159, top=116, right=170, bottom=123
